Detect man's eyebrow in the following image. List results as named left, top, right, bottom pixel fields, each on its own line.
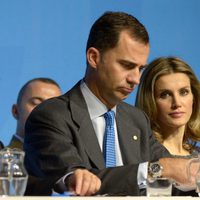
left=118, top=59, right=136, bottom=64
left=118, top=60, right=148, bottom=68
left=117, top=59, right=139, bottom=67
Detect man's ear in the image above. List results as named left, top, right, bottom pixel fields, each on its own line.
left=86, top=47, right=100, bottom=69
left=12, top=104, right=19, bottom=120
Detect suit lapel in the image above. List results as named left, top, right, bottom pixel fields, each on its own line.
left=68, top=82, right=105, bottom=169
left=116, top=104, right=142, bottom=165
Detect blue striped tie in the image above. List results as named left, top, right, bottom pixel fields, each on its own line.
left=103, top=110, right=116, bottom=167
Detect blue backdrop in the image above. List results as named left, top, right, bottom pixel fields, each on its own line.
left=0, top=0, right=199, bottom=145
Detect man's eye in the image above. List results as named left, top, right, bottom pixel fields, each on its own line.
left=31, top=99, right=42, bottom=106
left=139, top=66, right=146, bottom=72
left=122, top=63, right=133, bottom=69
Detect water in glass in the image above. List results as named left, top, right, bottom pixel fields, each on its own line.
left=147, top=177, right=172, bottom=197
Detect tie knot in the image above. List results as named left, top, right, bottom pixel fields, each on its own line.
left=104, top=110, right=115, bottom=126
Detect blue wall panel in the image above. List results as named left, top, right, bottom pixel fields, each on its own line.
left=0, top=0, right=199, bottom=145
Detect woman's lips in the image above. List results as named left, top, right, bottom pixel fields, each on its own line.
left=169, top=112, right=184, bottom=118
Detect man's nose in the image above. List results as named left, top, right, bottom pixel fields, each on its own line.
left=127, top=69, right=141, bottom=85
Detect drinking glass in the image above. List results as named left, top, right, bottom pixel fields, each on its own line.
left=0, top=148, right=28, bottom=196
left=146, top=176, right=172, bottom=197
left=187, top=154, right=200, bottom=196
left=195, top=171, right=200, bottom=196
left=192, top=155, right=200, bottom=196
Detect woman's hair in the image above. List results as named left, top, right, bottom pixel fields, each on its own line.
left=136, top=56, right=200, bottom=152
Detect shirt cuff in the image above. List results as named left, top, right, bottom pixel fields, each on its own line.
left=137, top=162, right=148, bottom=189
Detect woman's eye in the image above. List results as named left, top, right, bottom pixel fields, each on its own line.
left=159, top=91, right=170, bottom=99
left=180, top=89, right=189, bottom=96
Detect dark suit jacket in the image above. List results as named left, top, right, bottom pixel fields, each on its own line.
left=24, top=81, right=169, bottom=196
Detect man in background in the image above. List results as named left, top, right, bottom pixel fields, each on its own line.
left=8, top=77, right=62, bottom=149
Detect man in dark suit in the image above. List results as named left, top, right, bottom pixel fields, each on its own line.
left=24, top=11, right=198, bottom=196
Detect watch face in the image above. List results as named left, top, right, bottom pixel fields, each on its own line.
left=151, top=163, right=160, bottom=173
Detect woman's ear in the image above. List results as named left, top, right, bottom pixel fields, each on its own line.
left=86, top=47, right=100, bottom=69
left=12, top=104, right=19, bottom=120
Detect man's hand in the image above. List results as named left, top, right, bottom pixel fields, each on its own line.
left=66, top=169, right=101, bottom=196
left=160, top=157, right=200, bottom=186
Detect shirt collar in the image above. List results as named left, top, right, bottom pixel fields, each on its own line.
left=80, top=80, right=116, bottom=120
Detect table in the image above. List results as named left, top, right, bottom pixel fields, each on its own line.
left=0, top=197, right=195, bottom=200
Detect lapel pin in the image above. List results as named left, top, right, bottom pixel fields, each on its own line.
left=133, top=135, right=138, bottom=140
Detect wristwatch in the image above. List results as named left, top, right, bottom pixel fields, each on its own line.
left=148, top=161, right=163, bottom=178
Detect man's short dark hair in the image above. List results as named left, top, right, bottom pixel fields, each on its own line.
left=86, top=11, right=149, bottom=54
left=17, top=77, right=61, bottom=105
